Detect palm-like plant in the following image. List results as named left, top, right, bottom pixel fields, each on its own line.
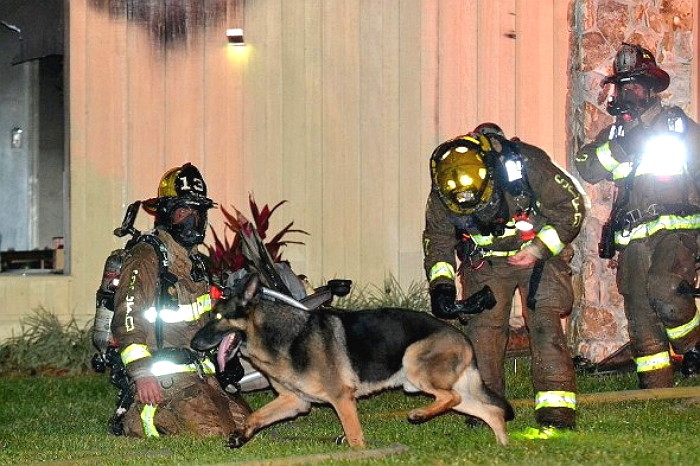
left=205, top=194, right=308, bottom=279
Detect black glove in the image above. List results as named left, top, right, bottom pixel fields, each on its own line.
left=616, top=124, right=646, bottom=159
left=430, top=283, right=457, bottom=319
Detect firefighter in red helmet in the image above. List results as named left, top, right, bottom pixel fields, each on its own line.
left=111, top=163, right=251, bottom=437
left=576, top=43, right=700, bottom=388
left=424, top=126, right=585, bottom=434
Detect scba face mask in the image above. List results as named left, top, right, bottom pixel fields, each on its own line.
left=167, top=201, right=209, bottom=247
left=604, top=79, right=654, bottom=119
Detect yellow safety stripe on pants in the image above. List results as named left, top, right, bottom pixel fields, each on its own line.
left=666, top=310, right=700, bottom=341
left=536, top=225, right=565, bottom=256
left=429, top=262, right=455, bottom=282
left=635, top=351, right=671, bottom=372
left=150, top=358, right=216, bottom=377
left=140, top=404, right=160, bottom=438
left=121, top=343, right=152, bottom=365
left=534, top=391, right=577, bottom=410
left=614, top=214, right=700, bottom=246
left=143, top=293, right=213, bottom=324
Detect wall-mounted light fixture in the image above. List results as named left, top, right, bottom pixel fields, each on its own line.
left=227, top=28, right=245, bottom=46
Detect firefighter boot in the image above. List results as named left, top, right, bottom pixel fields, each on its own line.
left=535, top=407, right=576, bottom=430
left=681, top=345, right=700, bottom=378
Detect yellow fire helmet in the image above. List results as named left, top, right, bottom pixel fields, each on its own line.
left=430, top=134, right=494, bottom=215
left=142, top=162, right=214, bottom=215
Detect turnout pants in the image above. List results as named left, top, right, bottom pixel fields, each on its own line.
left=617, top=230, right=700, bottom=388
left=123, top=374, right=251, bottom=437
left=463, top=256, right=577, bottom=427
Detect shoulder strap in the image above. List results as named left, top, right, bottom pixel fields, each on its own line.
left=135, top=233, right=178, bottom=351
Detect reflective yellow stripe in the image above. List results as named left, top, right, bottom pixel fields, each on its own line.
left=635, top=351, right=671, bottom=372
left=594, top=142, right=634, bottom=180
left=143, top=293, right=213, bottom=323
left=667, top=310, right=700, bottom=341
left=611, top=162, right=633, bottom=180
left=140, top=404, right=160, bottom=438
left=429, top=262, right=455, bottom=282
left=471, top=228, right=518, bottom=246
left=595, top=142, right=618, bottom=170
left=534, top=391, right=577, bottom=410
left=150, top=358, right=216, bottom=377
left=482, top=249, right=521, bottom=257
left=536, top=226, right=565, bottom=256
left=594, top=142, right=627, bottom=177
left=477, top=240, right=533, bottom=258
left=121, top=344, right=152, bottom=365
left=614, top=214, right=700, bottom=246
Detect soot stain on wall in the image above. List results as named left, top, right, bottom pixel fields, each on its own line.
left=90, top=0, right=228, bottom=46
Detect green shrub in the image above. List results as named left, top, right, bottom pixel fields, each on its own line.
left=0, top=308, right=94, bottom=375
left=335, top=275, right=429, bottom=311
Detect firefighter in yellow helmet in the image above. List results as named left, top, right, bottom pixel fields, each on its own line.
left=575, top=43, right=700, bottom=388
left=423, top=127, right=586, bottom=433
left=111, top=163, right=251, bottom=437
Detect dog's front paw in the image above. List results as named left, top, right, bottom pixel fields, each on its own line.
left=227, top=431, right=249, bottom=448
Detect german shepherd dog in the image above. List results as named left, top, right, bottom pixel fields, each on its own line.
left=191, top=274, right=514, bottom=448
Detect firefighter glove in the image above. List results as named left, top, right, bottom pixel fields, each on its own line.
left=430, top=283, right=457, bottom=319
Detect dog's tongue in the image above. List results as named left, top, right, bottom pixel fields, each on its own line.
left=217, top=333, right=237, bottom=370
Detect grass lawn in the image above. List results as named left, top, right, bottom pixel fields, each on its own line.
left=1, top=358, right=699, bottom=465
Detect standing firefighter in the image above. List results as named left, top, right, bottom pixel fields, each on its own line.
left=575, top=43, right=700, bottom=388
left=423, top=125, right=585, bottom=433
left=111, top=163, right=250, bottom=437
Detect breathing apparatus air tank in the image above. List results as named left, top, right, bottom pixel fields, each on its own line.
left=92, top=249, right=126, bottom=354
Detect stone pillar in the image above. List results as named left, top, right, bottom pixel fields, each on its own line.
left=568, top=0, right=695, bottom=363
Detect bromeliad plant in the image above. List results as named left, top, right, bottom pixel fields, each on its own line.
left=204, top=194, right=309, bottom=279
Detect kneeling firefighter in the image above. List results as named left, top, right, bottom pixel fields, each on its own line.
left=107, top=163, right=250, bottom=437
left=423, top=125, right=586, bottom=432
left=575, top=43, right=700, bottom=387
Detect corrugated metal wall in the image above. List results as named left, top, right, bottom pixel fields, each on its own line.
left=0, top=0, right=571, bottom=339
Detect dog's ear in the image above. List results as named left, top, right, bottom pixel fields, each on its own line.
left=241, top=273, right=262, bottom=304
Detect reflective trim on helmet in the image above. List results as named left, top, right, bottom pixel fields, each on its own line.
left=635, top=351, right=671, bottom=373
left=140, top=404, right=160, bottom=438
left=536, top=226, right=565, bottom=256
left=614, top=214, right=700, bottom=246
left=150, top=358, right=216, bottom=377
left=121, top=343, right=152, bottom=365
left=534, top=391, right=577, bottom=410
left=666, top=310, right=700, bottom=341
left=429, top=262, right=455, bottom=282
left=143, top=294, right=213, bottom=323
